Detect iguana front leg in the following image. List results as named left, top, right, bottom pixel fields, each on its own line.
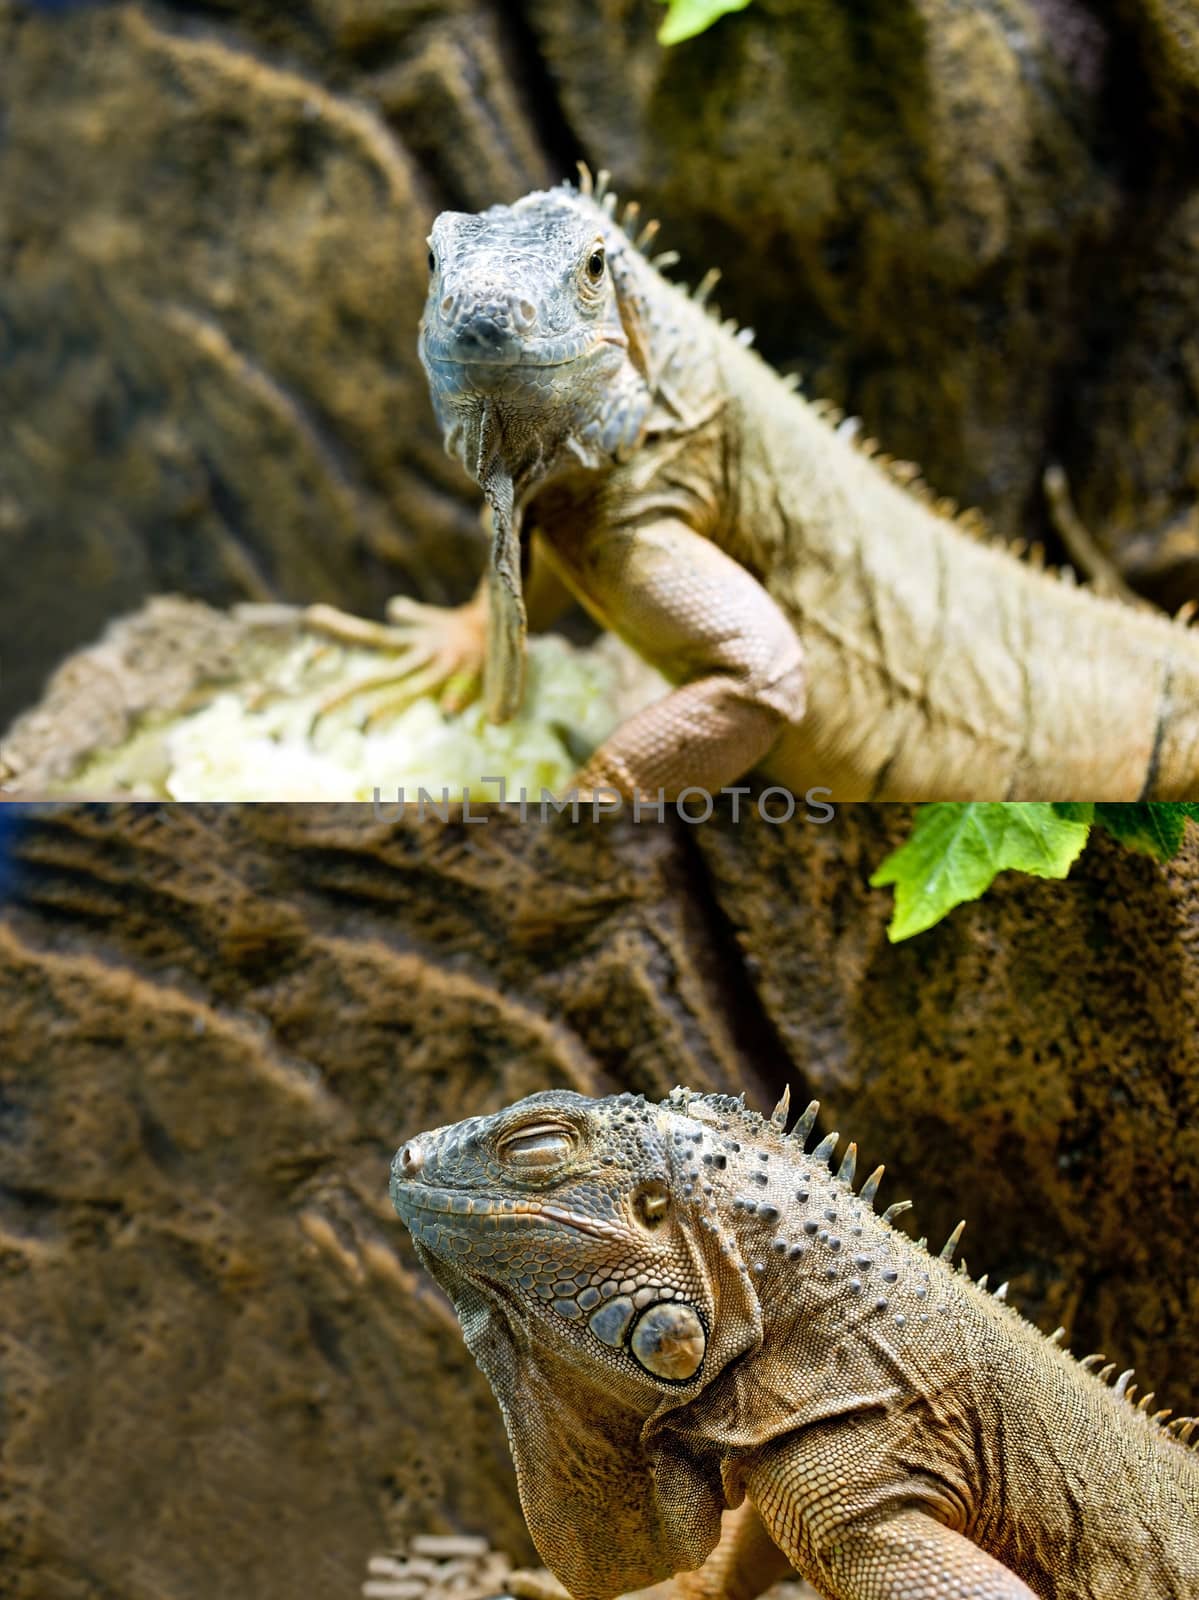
left=541, top=517, right=807, bottom=799
left=672, top=1502, right=795, bottom=1600
left=744, top=1435, right=1037, bottom=1600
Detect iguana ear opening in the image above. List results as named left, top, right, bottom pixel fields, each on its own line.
left=642, top=1178, right=767, bottom=1453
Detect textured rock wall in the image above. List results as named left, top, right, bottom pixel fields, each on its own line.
left=0, top=0, right=542, bottom=727
left=2, top=0, right=1199, bottom=727
left=0, top=802, right=1196, bottom=1599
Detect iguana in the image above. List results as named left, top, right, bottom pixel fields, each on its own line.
left=390, top=1085, right=1199, bottom=1600
left=307, top=166, right=1199, bottom=801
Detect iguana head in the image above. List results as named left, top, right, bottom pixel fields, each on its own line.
left=390, top=1087, right=764, bottom=1599
left=419, top=185, right=655, bottom=487
left=392, top=1085, right=941, bottom=1600
left=391, top=1087, right=747, bottom=1395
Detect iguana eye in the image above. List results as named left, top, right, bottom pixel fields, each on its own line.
left=498, top=1123, right=574, bottom=1168
left=586, top=247, right=605, bottom=281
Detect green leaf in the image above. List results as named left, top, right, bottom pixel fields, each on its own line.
left=870, top=803, right=1093, bottom=941
left=1050, top=802, right=1095, bottom=825
left=1090, top=802, right=1198, bottom=862
left=658, top=0, right=755, bottom=46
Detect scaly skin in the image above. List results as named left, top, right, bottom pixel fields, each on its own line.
left=315, top=169, right=1199, bottom=800
left=390, top=1086, right=1199, bottom=1600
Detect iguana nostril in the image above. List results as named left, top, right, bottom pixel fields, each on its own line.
left=517, top=298, right=536, bottom=327
left=453, top=313, right=512, bottom=356
left=398, top=1140, right=424, bottom=1175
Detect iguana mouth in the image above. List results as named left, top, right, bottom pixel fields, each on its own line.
left=393, top=1183, right=623, bottom=1241
left=422, top=332, right=627, bottom=371
left=425, top=353, right=581, bottom=370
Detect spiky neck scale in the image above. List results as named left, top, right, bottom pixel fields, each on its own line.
left=670, top=1086, right=1199, bottom=1458
left=662, top=1087, right=983, bottom=1411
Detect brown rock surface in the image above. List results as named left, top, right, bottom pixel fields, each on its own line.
left=1, top=801, right=1197, bottom=1598
left=0, top=0, right=532, bottom=728
left=1112, top=0, right=1199, bottom=127
left=1064, top=184, right=1199, bottom=613
left=3, top=0, right=1199, bottom=732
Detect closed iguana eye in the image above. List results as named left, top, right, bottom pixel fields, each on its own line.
left=498, top=1122, right=574, bottom=1169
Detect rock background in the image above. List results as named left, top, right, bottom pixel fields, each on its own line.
left=1, top=801, right=1197, bottom=1598
left=3, top=0, right=1199, bottom=729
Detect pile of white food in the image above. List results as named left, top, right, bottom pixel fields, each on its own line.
left=156, top=632, right=662, bottom=802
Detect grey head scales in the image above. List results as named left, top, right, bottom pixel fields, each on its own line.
left=418, top=183, right=657, bottom=718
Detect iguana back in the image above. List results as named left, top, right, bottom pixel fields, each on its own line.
left=710, top=329, right=1199, bottom=797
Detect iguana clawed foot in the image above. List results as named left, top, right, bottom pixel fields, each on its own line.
left=304, top=591, right=488, bottom=733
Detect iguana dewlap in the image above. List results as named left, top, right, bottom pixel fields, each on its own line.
left=391, top=168, right=1199, bottom=801
left=391, top=1086, right=1199, bottom=1600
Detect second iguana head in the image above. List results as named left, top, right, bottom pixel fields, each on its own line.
left=388, top=1085, right=923, bottom=1599
left=390, top=1088, right=735, bottom=1394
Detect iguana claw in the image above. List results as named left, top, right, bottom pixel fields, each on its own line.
left=304, top=592, right=488, bottom=734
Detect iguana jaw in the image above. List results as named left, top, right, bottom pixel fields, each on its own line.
left=390, top=1178, right=626, bottom=1244
left=420, top=336, right=631, bottom=417
left=421, top=330, right=628, bottom=372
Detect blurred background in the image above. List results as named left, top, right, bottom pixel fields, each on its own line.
left=2, top=0, right=1199, bottom=734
